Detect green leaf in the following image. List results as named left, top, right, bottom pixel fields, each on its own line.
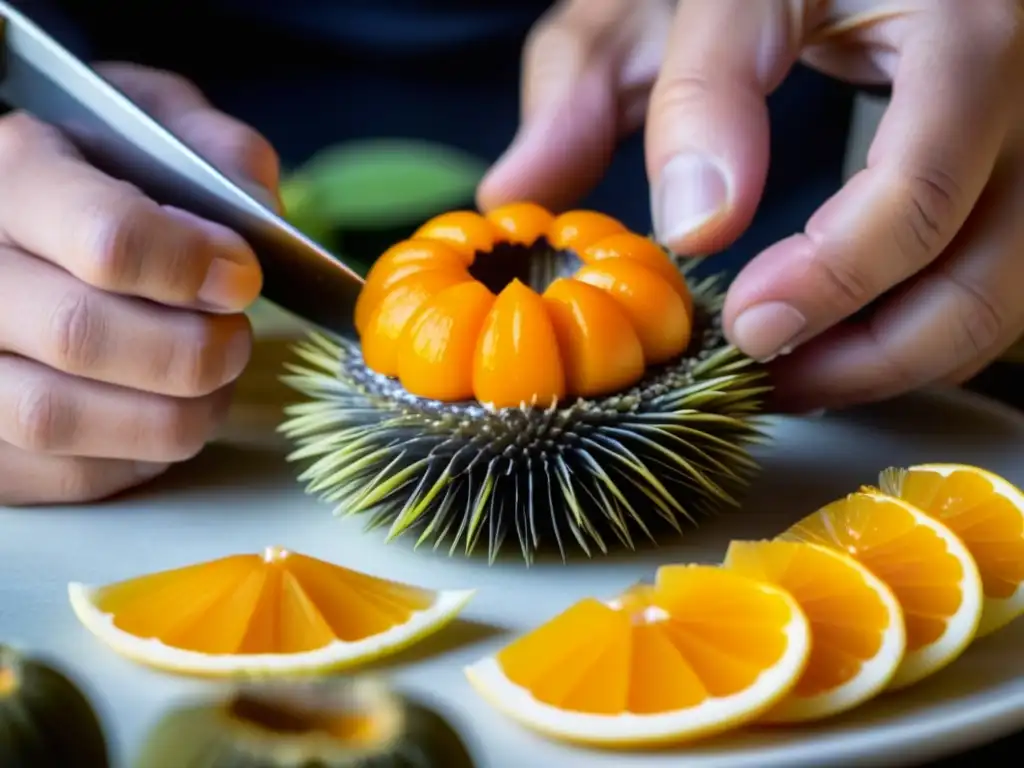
left=282, top=139, right=487, bottom=231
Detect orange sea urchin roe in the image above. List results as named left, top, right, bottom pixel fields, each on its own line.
left=547, top=210, right=626, bottom=252
left=355, top=239, right=469, bottom=334
left=583, top=232, right=693, bottom=318
left=397, top=281, right=496, bottom=402
left=362, top=269, right=474, bottom=376
left=473, top=279, right=566, bottom=408
left=485, top=201, right=555, bottom=246
left=543, top=278, right=645, bottom=398
left=413, top=210, right=499, bottom=260
left=574, top=259, right=692, bottom=364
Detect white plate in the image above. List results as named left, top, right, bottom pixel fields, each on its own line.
left=1, top=384, right=1022, bottom=768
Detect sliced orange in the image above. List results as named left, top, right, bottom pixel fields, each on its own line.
left=724, top=540, right=905, bottom=722
left=781, top=490, right=983, bottom=689
left=465, top=565, right=809, bottom=747
left=879, top=463, right=1024, bottom=637
left=68, top=546, right=474, bottom=677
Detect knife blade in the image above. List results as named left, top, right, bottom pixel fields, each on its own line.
left=0, top=2, right=364, bottom=337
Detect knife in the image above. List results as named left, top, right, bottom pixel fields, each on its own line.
left=0, top=2, right=364, bottom=337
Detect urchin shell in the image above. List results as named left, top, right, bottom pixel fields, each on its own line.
left=280, top=264, right=770, bottom=563
left=0, top=645, right=110, bottom=768
left=133, top=678, right=476, bottom=768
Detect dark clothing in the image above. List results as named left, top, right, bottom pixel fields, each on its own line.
left=15, top=0, right=857, bottom=273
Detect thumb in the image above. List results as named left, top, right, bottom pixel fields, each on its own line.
left=477, top=1, right=640, bottom=213
left=646, top=0, right=808, bottom=253
left=97, top=62, right=283, bottom=211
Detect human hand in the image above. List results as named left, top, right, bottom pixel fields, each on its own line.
left=480, top=0, right=1024, bottom=412
left=0, top=63, right=278, bottom=505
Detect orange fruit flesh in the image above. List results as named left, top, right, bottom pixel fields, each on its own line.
left=93, top=549, right=434, bottom=655
left=472, top=279, right=566, bottom=408
left=785, top=495, right=964, bottom=652
left=582, top=233, right=694, bottom=318
left=485, top=202, right=555, bottom=246
left=897, top=469, right=1024, bottom=600
left=413, top=210, right=499, bottom=260
left=574, top=259, right=692, bottom=364
left=542, top=277, right=645, bottom=398
left=547, top=210, right=626, bottom=252
left=355, top=239, right=470, bottom=334
left=396, top=280, right=496, bottom=402
left=361, top=269, right=473, bottom=376
left=725, top=541, right=892, bottom=697
left=496, top=567, right=793, bottom=715
left=358, top=205, right=697, bottom=406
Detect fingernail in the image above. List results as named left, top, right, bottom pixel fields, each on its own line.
left=199, top=258, right=263, bottom=311
left=732, top=302, right=807, bottom=362
left=133, top=462, right=170, bottom=482
left=653, top=152, right=729, bottom=246
left=163, top=206, right=264, bottom=311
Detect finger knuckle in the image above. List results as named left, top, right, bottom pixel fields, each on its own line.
left=864, top=318, right=922, bottom=394
left=49, top=290, right=108, bottom=373
left=0, top=113, right=61, bottom=165
left=948, top=275, right=1005, bottom=360
left=79, top=191, right=155, bottom=291
left=12, top=382, right=74, bottom=453
left=52, top=462, right=109, bottom=504
left=891, top=166, right=961, bottom=261
left=813, top=256, right=877, bottom=309
left=969, top=1, right=1024, bottom=55
left=167, top=317, right=230, bottom=396
left=217, top=124, right=279, bottom=183
left=150, top=396, right=215, bottom=461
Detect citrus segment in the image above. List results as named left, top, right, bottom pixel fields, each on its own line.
left=361, top=269, right=474, bottom=375
left=547, top=210, right=626, bottom=252
left=781, top=490, right=982, bottom=689
left=542, top=277, right=645, bottom=398
left=472, top=279, right=566, bottom=408
left=582, top=233, right=693, bottom=317
left=355, top=239, right=470, bottom=333
left=879, top=463, right=1024, bottom=637
left=413, top=211, right=498, bottom=259
left=485, top=202, right=555, bottom=246
left=465, top=565, right=809, bottom=747
left=574, top=259, right=692, bottom=364
left=68, top=546, right=474, bottom=676
left=724, top=540, right=905, bottom=722
left=397, top=281, right=496, bottom=401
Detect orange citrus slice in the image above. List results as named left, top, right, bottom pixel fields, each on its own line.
left=879, top=463, right=1024, bottom=637
left=724, top=540, right=905, bottom=722
left=781, top=490, right=983, bottom=689
left=68, top=546, right=474, bottom=676
left=464, top=565, right=809, bottom=747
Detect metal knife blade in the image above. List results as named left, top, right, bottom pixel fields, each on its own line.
left=0, top=3, right=364, bottom=336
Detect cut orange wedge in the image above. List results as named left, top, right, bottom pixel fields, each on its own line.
left=68, top=546, right=474, bottom=676
left=879, top=463, right=1024, bottom=638
left=465, top=565, right=809, bottom=747
left=781, top=490, right=983, bottom=689
left=724, top=540, right=905, bottom=722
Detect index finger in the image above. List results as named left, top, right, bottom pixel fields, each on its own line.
left=722, top=5, right=1022, bottom=361
left=0, top=114, right=262, bottom=311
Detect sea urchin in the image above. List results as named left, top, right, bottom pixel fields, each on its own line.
left=280, top=203, right=769, bottom=563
